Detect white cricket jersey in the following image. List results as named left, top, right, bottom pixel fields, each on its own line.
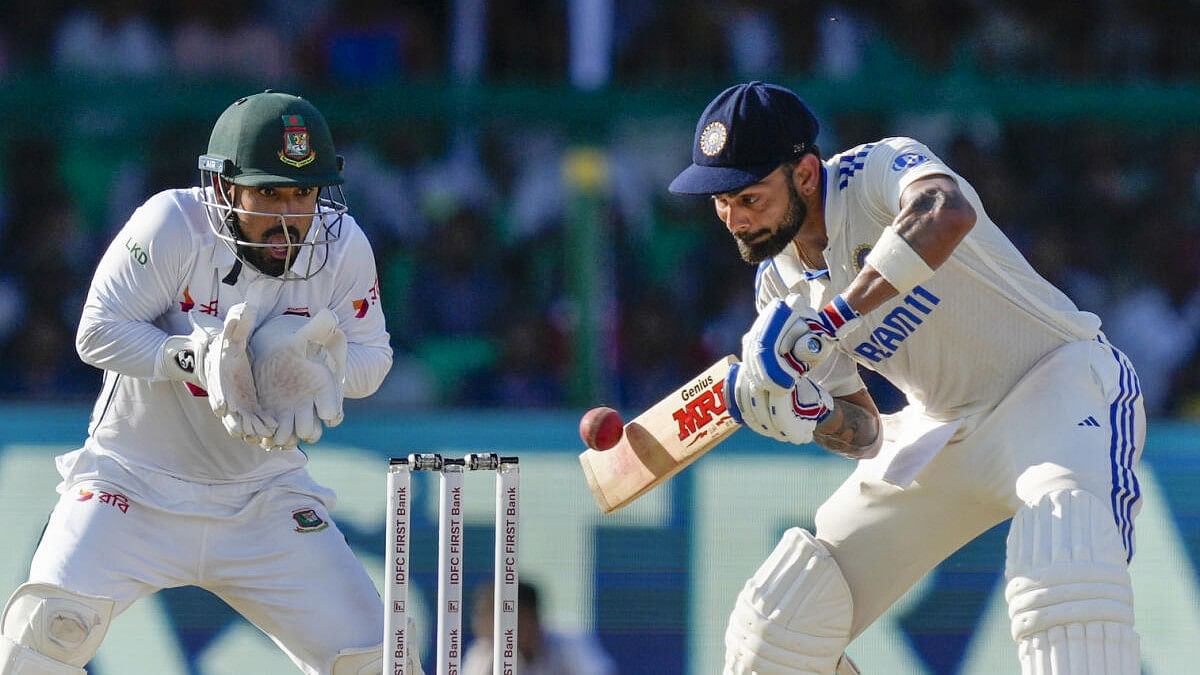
left=755, top=137, right=1101, bottom=420
left=75, top=187, right=392, bottom=482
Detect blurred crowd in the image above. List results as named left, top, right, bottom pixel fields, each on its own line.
left=0, top=0, right=1198, bottom=419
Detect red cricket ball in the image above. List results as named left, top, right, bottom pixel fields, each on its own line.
left=580, top=406, right=624, bottom=451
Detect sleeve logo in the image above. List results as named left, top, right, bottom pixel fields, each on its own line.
left=892, top=152, right=929, bottom=171
left=126, top=237, right=148, bottom=265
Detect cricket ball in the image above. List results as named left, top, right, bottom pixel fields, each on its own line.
left=580, top=406, right=624, bottom=451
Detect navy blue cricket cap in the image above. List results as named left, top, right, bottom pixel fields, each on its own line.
left=669, top=81, right=819, bottom=195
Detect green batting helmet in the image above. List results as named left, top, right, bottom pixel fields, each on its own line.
left=199, top=90, right=344, bottom=187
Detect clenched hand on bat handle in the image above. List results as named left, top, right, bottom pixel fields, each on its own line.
left=740, top=292, right=850, bottom=389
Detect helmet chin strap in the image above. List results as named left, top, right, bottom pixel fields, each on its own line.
left=222, top=260, right=243, bottom=285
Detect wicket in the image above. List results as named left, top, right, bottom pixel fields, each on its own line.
left=385, top=453, right=521, bottom=675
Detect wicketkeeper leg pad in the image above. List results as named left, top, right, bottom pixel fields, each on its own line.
left=331, top=645, right=382, bottom=675
left=330, top=617, right=423, bottom=675
left=0, top=583, right=114, bottom=674
left=724, top=528, right=853, bottom=675
left=835, top=654, right=862, bottom=674
left=1005, top=489, right=1140, bottom=675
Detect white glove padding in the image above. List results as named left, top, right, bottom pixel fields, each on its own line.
left=725, top=361, right=832, bottom=445
left=250, top=309, right=347, bottom=450
left=205, top=302, right=278, bottom=443
left=741, top=293, right=835, bottom=389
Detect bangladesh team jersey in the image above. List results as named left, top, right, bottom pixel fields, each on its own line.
left=76, top=187, right=392, bottom=482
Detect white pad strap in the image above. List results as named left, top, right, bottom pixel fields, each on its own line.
left=1005, top=489, right=1140, bottom=674
left=0, top=637, right=85, bottom=675
left=1, top=583, right=113, bottom=671
left=724, top=528, right=853, bottom=675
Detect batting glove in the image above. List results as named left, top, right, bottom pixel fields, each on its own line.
left=725, top=361, right=832, bottom=445
left=741, top=293, right=848, bottom=390
left=250, top=309, right=347, bottom=451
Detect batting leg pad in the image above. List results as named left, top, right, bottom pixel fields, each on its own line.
left=724, top=528, right=853, bottom=675
left=1005, top=489, right=1139, bottom=675
left=0, top=583, right=114, bottom=674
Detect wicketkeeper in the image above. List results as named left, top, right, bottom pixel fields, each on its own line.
left=0, top=91, right=422, bottom=674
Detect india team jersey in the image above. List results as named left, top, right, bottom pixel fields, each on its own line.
left=75, top=187, right=392, bottom=482
left=755, top=137, right=1101, bottom=419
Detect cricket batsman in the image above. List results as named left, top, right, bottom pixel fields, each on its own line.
left=0, top=91, right=423, bottom=674
left=670, top=82, right=1145, bottom=674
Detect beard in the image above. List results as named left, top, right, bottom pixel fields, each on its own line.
left=231, top=219, right=303, bottom=277
left=733, top=179, right=807, bottom=264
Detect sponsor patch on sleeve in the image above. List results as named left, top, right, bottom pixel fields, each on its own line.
left=892, top=152, right=929, bottom=172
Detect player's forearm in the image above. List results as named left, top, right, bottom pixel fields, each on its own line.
left=343, top=342, right=393, bottom=398
left=839, top=178, right=975, bottom=317
left=813, top=398, right=882, bottom=460
left=838, top=268, right=900, bottom=319
left=76, top=307, right=169, bottom=378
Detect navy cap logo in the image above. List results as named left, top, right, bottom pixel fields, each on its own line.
left=670, top=82, right=820, bottom=195
left=700, top=121, right=728, bottom=157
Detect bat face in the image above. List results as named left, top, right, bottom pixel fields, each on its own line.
left=579, top=356, right=742, bottom=513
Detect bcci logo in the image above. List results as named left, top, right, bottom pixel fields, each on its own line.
left=292, top=507, right=328, bottom=533
left=279, top=114, right=317, bottom=168
left=853, top=244, right=872, bottom=273
left=699, top=121, right=727, bottom=157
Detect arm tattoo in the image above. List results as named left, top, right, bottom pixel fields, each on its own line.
left=908, top=186, right=943, bottom=214
left=895, top=187, right=945, bottom=235
left=814, top=399, right=881, bottom=459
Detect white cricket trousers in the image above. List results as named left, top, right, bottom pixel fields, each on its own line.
left=816, top=337, right=1145, bottom=638
left=26, top=475, right=381, bottom=674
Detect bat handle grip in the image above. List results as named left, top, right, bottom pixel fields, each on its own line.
left=790, top=333, right=831, bottom=368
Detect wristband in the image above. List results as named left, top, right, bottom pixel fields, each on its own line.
left=811, top=294, right=860, bottom=337
left=865, top=226, right=935, bottom=294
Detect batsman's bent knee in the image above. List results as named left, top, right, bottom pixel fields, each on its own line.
left=724, top=528, right=853, bottom=675
left=1005, top=489, right=1139, bottom=674
left=0, top=583, right=114, bottom=674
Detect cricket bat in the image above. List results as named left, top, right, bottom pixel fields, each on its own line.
left=579, top=335, right=829, bottom=514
